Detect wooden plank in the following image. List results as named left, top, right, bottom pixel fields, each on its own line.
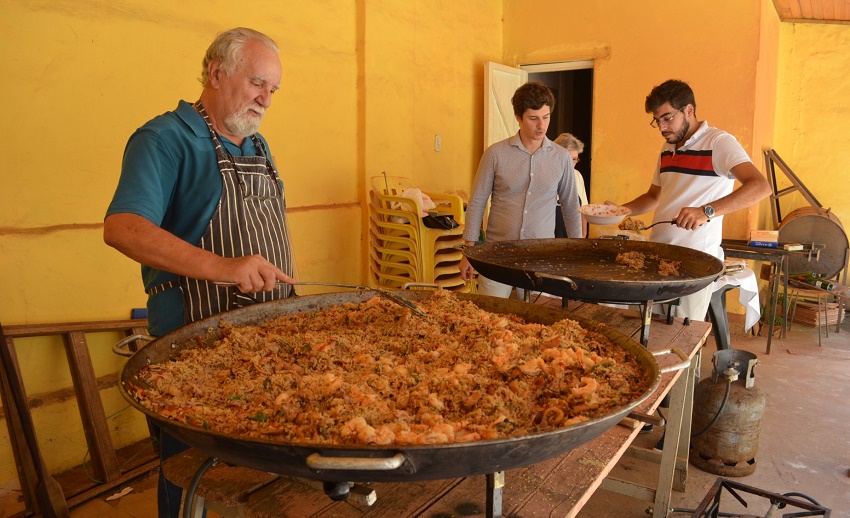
left=823, top=0, right=835, bottom=18
left=246, top=478, right=462, bottom=517
left=63, top=331, right=121, bottom=483
left=569, top=302, right=644, bottom=336
left=1, top=319, right=148, bottom=338
left=0, top=319, right=150, bottom=517
left=245, top=477, right=337, bottom=517
left=792, top=302, right=842, bottom=326
left=161, top=449, right=279, bottom=507
left=64, top=459, right=159, bottom=509
left=0, top=335, right=38, bottom=510
left=533, top=297, right=644, bottom=342
left=0, top=325, right=69, bottom=517
left=772, top=0, right=795, bottom=19
left=55, top=439, right=158, bottom=504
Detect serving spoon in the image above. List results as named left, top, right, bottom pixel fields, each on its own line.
left=213, top=281, right=426, bottom=316
left=641, top=220, right=676, bottom=230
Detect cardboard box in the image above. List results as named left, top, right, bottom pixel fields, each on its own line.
left=749, top=230, right=778, bottom=248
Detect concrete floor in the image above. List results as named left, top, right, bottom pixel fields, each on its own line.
left=3, top=310, right=848, bottom=518
left=580, top=310, right=850, bottom=517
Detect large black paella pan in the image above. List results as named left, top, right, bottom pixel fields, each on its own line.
left=463, top=238, right=725, bottom=302
left=119, top=291, right=687, bottom=482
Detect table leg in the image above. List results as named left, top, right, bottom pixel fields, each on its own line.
left=640, top=301, right=653, bottom=346
left=652, top=351, right=694, bottom=517
left=765, top=261, right=781, bottom=355
left=673, top=348, right=698, bottom=492
left=486, top=472, right=504, bottom=518
left=708, top=287, right=734, bottom=350
left=781, top=256, right=790, bottom=339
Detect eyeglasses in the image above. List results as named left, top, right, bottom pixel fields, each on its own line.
left=572, top=156, right=580, bottom=165
left=649, top=108, right=683, bottom=128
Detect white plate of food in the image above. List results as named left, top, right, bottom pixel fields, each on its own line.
left=578, top=204, right=632, bottom=225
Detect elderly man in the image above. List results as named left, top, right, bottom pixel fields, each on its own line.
left=104, top=27, right=295, bottom=517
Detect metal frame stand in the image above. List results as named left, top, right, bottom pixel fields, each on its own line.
left=692, top=477, right=830, bottom=517
left=485, top=471, right=505, bottom=518
left=763, top=148, right=827, bottom=228
left=534, top=293, right=679, bottom=346
left=183, top=457, right=217, bottom=518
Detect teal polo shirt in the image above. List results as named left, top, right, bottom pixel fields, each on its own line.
left=106, top=100, right=277, bottom=336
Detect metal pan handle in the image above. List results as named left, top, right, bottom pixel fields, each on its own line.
left=112, top=334, right=154, bottom=357
left=532, top=272, right=578, bottom=290
left=400, top=282, right=440, bottom=291
left=722, top=263, right=745, bottom=274
left=651, top=348, right=691, bottom=373
left=306, top=452, right=406, bottom=471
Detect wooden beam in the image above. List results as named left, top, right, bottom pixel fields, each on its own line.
left=63, top=331, right=121, bottom=483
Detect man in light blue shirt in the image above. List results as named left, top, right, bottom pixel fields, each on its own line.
left=460, top=81, right=582, bottom=297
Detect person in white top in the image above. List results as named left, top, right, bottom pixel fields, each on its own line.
left=610, top=79, right=771, bottom=321
left=554, top=133, right=589, bottom=237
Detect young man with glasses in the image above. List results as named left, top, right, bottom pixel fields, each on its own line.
left=610, top=79, right=771, bottom=322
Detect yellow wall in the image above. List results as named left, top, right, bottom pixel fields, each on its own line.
left=773, top=22, right=850, bottom=228
left=363, top=0, right=502, bottom=194
left=2, top=0, right=849, bottom=492
left=503, top=0, right=770, bottom=239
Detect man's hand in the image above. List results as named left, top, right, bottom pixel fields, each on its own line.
left=222, top=254, right=295, bottom=293
left=459, top=255, right=476, bottom=282
left=674, top=207, right=710, bottom=230
left=104, top=214, right=294, bottom=293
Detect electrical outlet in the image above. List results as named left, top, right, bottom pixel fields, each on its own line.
left=434, top=134, right=442, bottom=152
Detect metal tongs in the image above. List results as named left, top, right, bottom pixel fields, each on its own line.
left=213, top=281, right=426, bottom=316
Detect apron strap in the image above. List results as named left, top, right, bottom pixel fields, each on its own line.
left=146, top=280, right=177, bottom=296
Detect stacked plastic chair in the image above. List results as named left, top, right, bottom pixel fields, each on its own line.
left=368, top=175, right=468, bottom=292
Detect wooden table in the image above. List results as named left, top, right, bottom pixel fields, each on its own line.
left=720, top=239, right=831, bottom=354
left=164, top=301, right=710, bottom=518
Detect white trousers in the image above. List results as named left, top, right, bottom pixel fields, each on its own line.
left=669, top=283, right=712, bottom=322
left=476, top=275, right=530, bottom=299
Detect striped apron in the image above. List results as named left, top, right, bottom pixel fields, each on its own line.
left=148, top=101, right=294, bottom=324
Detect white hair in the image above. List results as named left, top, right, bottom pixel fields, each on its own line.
left=199, top=28, right=279, bottom=86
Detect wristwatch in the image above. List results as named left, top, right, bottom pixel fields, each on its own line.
left=703, top=205, right=715, bottom=219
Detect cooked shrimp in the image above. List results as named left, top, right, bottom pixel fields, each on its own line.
left=542, top=406, right=564, bottom=427
left=273, top=390, right=293, bottom=407
left=571, top=377, right=599, bottom=396
left=519, top=358, right=545, bottom=375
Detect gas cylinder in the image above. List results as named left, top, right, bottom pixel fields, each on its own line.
left=689, top=350, right=765, bottom=477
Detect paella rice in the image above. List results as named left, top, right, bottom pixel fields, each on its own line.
left=131, top=290, right=649, bottom=446
left=618, top=217, right=647, bottom=231
left=615, top=251, right=646, bottom=269
left=617, top=252, right=682, bottom=276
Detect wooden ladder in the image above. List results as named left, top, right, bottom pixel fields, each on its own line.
left=0, top=319, right=157, bottom=517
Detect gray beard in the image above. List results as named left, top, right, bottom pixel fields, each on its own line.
left=224, top=111, right=262, bottom=138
